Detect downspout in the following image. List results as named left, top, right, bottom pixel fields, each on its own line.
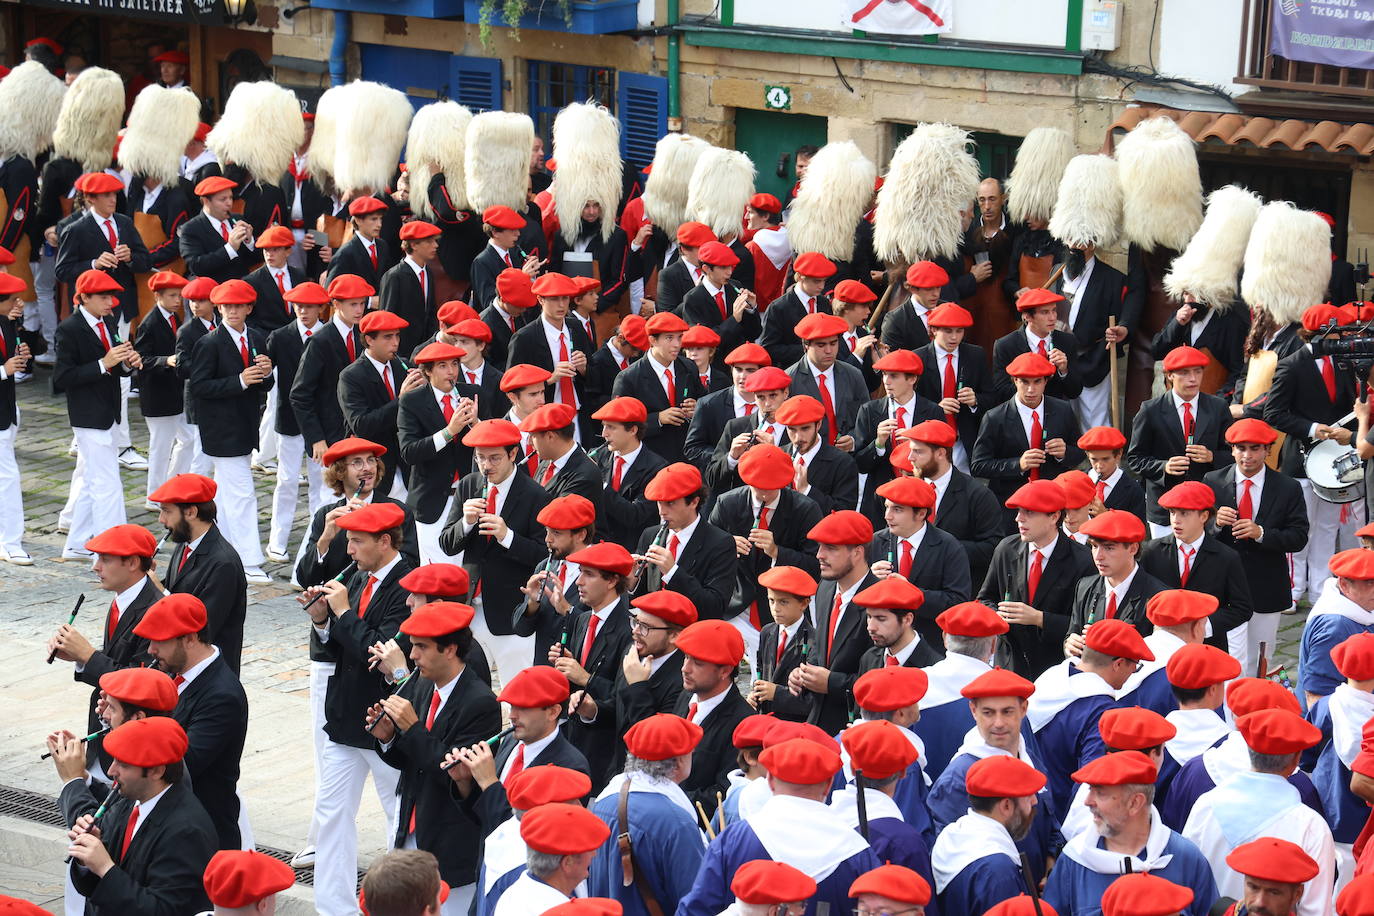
left=330, top=10, right=350, bottom=86
left=666, top=0, right=681, bottom=130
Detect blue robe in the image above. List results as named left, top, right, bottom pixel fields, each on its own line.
left=476, top=863, right=523, bottom=916
left=1033, top=693, right=1113, bottom=816
left=1119, top=667, right=1177, bottom=717
left=1299, top=613, right=1372, bottom=704
left=831, top=756, right=935, bottom=848
left=1307, top=696, right=1367, bottom=844
left=914, top=699, right=975, bottom=779
left=676, top=819, right=882, bottom=916
left=588, top=791, right=705, bottom=916
left=1160, top=750, right=1326, bottom=833
left=937, top=852, right=1028, bottom=916
left=1043, top=832, right=1218, bottom=916
left=865, top=817, right=940, bottom=916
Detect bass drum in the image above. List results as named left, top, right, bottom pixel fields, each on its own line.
left=1306, top=437, right=1366, bottom=504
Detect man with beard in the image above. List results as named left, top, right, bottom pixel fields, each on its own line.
left=150, top=473, right=248, bottom=675
left=606, top=591, right=695, bottom=774
left=1048, top=752, right=1217, bottom=916
left=671, top=619, right=753, bottom=816
left=852, top=571, right=943, bottom=674
left=513, top=494, right=600, bottom=664
left=931, top=755, right=1042, bottom=915
left=1217, top=838, right=1320, bottom=916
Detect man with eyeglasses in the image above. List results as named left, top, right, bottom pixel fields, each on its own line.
left=850, top=863, right=934, bottom=916
left=727, top=859, right=815, bottom=916
left=607, top=591, right=696, bottom=775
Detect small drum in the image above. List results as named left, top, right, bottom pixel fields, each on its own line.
left=1306, top=438, right=1366, bottom=504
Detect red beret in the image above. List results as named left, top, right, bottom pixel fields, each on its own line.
left=794, top=252, right=837, bottom=279
left=731, top=860, right=816, bottom=905
left=358, top=311, right=408, bottom=335
left=76, top=270, right=122, bottom=296
left=531, top=272, right=580, bottom=298
left=542, top=900, right=622, bottom=916
left=284, top=282, right=330, bottom=306
left=807, top=510, right=874, bottom=545
left=519, top=803, right=610, bottom=855
left=103, top=717, right=188, bottom=768
left=748, top=193, right=782, bottom=215
left=1332, top=548, right=1374, bottom=581
left=326, top=274, right=376, bottom=300
left=399, top=220, right=441, bottom=240
left=624, top=713, right=703, bottom=761
left=347, top=196, right=386, bottom=216
left=630, top=591, right=698, bottom=628
left=619, top=315, right=650, bottom=351
left=927, top=302, right=974, bottom=328
left=536, top=494, right=596, bottom=530
left=742, top=366, right=792, bottom=393
left=757, top=565, right=818, bottom=598
left=937, top=601, right=1009, bottom=637
left=1084, top=619, right=1154, bottom=661
left=496, top=269, right=537, bottom=309
left=0, top=272, right=25, bottom=297
left=871, top=349, right=924, bottom=375
left=439, top=300, right=481, bottom=327
left=1227, top=677, right=1301, bottom=718
left=84, top=524, right=157, bottom=558
left=675, top=619, right=745, bottom=666
left=192, top=122, right=211, bottom=143
left=592, top=396, right=648, bottom=425
left=194, top=176, right=237, bottom=197
left=1165, top=644, right=1240, bottom=689
left=1158, top=481, right=1215, bottom=511
left=335, top=502, right=406, bottom=533
left=763, top=721, right=840, bottom=753
left=519, top=402, right=578, bottom=433
left=697, top=241, right=739, bottom=268
left=718, top=344, right=770, bottom=371
left=775, top=394, right=825, bottom=426
left=875, top=475, right=936, bottom=510
left=499, top=363, right=552, bottom=392
left=645, top=462, right=702, bottom=501
left=1005, top=352, right=1056, bottom=378
left=1055, top=470, right=1097, bottom=510
left=1334, top=632, right=1374, bottom=680
left=399, top=564, right=472, bottom=598
left=1078, top=426, right=1127, bottom=451
left=1303, top=303, right=1346, bottom=332
left=134, top=593, right=208, bottom=640
left=984, top=897, right=1062, bottom=916
left=182, top=276, right=217, bottom=301
left=1006, top=479, right=1067, bottom=514
left=149, top=473, right=216, bottom=504
left=98, top=668, right=178, bottom=712
left=146, top=271, right=188, bottom=292
left=901, top=419, right=957, bottom=449
left=210, top=279, right=256, bottom=306
left=681, top=324, right=721, bottom=348
left=1071, top=748, right=1158, bottom=786
left=833, top=279, right=878, bottom=305
left=1226, top=418, right=1278, bottom=445
left=675, top=222, right=716, bottom=247
left=738, top=443, right=795, bottom=489
left=794, top=312, right=849, bottom=342
left=759, top=737, right=842, bottom=784
left=1237, top=708, right=1322, bottom=755
left=850, top=864, right=931, bottom=906
left=255, top=225, right=295, bottom=249
left=482, top=205, right=524, bottom=230
left=961, top=668, right=1035, bottom=700
left=1226, top=837, right=1319, bottom=885
left=1079, top=509, right=1146, bottom=543
left=905, top=261, right=948, bottom=289
left=732, top=714, right=775, bottom=748
left=566, top=542, right=635, bottom=577
left=26, top=36, right=64, bottom=54
left=153, top=49, right=190, bottom=65
left=853, top=666, right=928, bottom=710
left=645, top=312, right=690, bottom=335
left=842, top=720, right=919, bottom=779
left=321, top=437, right=387, bottom=466
left=1357, top=521, right=1374, bottom=539
left=890, top=441, right=913, bottom=472
left=1162, top=345, right=1209, bottom=372
left=399, top=601, right=474, bottom=637
left=1016, top=288, right=1065, bottom=312
left=506, top=765, right=591, bottom=810
left=414, top=341, right=467, bottom=364
left=1100, top=707, right=1176, bottom=749
left=966, top=755, right=1047, bottom=797
left=1338, top=874, right=1374, bottom=916
left=854, top=577, right=925, bottom=611
left=1145, top=589, right=1217, bottom=628
left=1102, top=873, right=1193, bottom=916
left=203, top=850, right=296, bottom=908
left=498, top=666, right=570, bottom=708
left=461, top=419, right=522, bottom=448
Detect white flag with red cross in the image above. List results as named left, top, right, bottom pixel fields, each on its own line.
left=845, top=0, right=951, bottom=34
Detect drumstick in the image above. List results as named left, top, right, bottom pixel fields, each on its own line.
left=695, top=801, right=716, bottom=840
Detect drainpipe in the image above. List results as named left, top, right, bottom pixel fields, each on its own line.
left=666, top=0, right=681, bottom=130
left=329, top=10, right=350, bottom=86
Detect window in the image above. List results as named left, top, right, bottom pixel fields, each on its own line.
left=528, top=61, right=616, bottom=153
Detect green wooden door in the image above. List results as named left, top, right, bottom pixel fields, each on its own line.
left=734, top=109, right=829, bottom=200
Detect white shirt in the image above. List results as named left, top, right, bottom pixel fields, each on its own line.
left=1027, top=535, right=1059, bottom=581
left=886, top=633, right=923, bottom=666
left=1090, top=466, right=1124, bottom=500
left=175, top=531, right=209, bottom=568
left=540, top=443, right=577, bottom=480
left=365, top=353, right=395, bottom=391
left=405, top=255, right=426, bottom=289
left=806, top=359, right=835, bottom=401
left=1101, top=564, right=1140, bottom=617
left=928, top=466, right=954, bottom=510
left=122, top=784, right=172, bottom=849
left=610, top=443, right=643, bottom=481
left=1176, top=533, right=1204, bottom=579
left=487, top=240, right=515, bottom=266
left=140, top=183, right=163, bottom=213
left=661, top=515, right=701, bottom=584
left=686, top=686, right=729, bottom=724
left=1174, top=391, right=1200, bottom=437
left=331, top=314, right=356, bottom=345
left=461, top=361, right=486, bottom=386
left=1061, top=256, right=1097, bottom=329
left=1236, top=466, right=1265, bottom=514
left=732, top=389, right=756, bottom=419
left=1024, top=327, right=1054, bottom=356
left=491, top=871, right=571, bottom=916
left=817, top=577, right=866, bottom=642
left=176, top=645, right=222, bottom=693
left=203, top=212, right=245, bottom=260
left=298, top=319, right=319, bottom=343
left=647, top=352, right=678, bottom=402
left=269, top=266, right=291, bottom=294
left=1188, top=308, right=1215, bottom=345
left=429, top=385, right=462, bottom=452
left=462, top=469, right=518, bottom=549
left=894, top=525, right=928, bottom=568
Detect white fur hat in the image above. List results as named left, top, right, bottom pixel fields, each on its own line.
left=787, top=141, right=877, bottom=262
left=465, top=111, right=535, bottom=214
left=687, top=147, right=755, bottom=244
left=406, top=100, right=473, bottom=219
left=641, top=133, right=710, bottom=233
left=53, top=67, right=125, bottom=172
left=875, top=123, right=979, bottom=263
left=208, top=81, right=304, bottom=184
left=308, top=84, right=348, bottom=193
left=0, top=61, right=66, bottom=162
left=1241, top=202, right=1333, bottom=326
left=1007, top=127, right=1075, bottom=225
left=1116, top=117, right=1202, bottom=253
left=1048, top=154, right=1122, bottom=249
left=1163, top=185, right=1263, bottom=310
left=551, top=103, right=622, bottom=245
left=332, top=81, right=411, bottom=197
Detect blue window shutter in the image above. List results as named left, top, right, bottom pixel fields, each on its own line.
left=616, top=72, right=667, bottom=167
left=451, top=56, right=502, bottom=112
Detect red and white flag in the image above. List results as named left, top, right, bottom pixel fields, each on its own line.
left=845, top=0, right=951, bottom=34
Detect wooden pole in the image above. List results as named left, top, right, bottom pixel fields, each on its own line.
left=1109, top=313, right=1122, bottom=431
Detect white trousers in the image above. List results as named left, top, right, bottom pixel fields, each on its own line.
left=115, top=375, right=132, bottom=451
left=416, top=493, right=460, bottom=566
left=211, top=455, right=265, bottom=567
left=145, top=414, right=194, bottom=499
left=0, top=423, right=25, bottom=552
left=729, top=612, right=760, bottom=676
left=64, top=426, right=126, bottom=553
left=1072, top=376, right=1112, bottom=432
left=313, top=740, right=401, bottom=916
left=1291, top=479, right=1366, bottom=604
left=26, top=250, right=57, bottom=346
left=469, top=598, right=533, bottom=689
left=184, top=423, right=215, bottom=475
left=305, top=661, right=335, bottom=848
left=270, top=433, right=325, bottom=555
left=1241, top=611, right=1283, bottom=678
left=254, top=376, right=279, bottom=464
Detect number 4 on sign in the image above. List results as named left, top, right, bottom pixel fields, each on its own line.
left=764, top=86, right=792, bottom=110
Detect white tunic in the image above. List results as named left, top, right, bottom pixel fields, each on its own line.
left=491, top=871, right=572, bottom=916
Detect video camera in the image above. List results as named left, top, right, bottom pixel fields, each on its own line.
left=1309, top=321, right=1374, bottom=376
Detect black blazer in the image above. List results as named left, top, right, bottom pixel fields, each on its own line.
left=126, top=180, right=192, bottom=268
left=1063, top=260, right=1129, bottom=387
left=177, top=212, right=259, bottom=282
left=327, top=233, right=390, bottom=289
left=379, top=667, right=501, bottom=886
left=1067, top=567, right=1168, bottom=637
left=782, top=441, right=861, bottom=515
left=630, top=517, right=735, bottom=619
left=511, top=557, right=588, bottom=669
left=1204, top=466, right=1311, bottom=615
left=786, top=357, right=868, bottom=447
left=655, top=258, right=697, bottom=316
left=339, top=355, right=408, bottom=494
left=1140, top=534, right=1253, bottom=646
left=878, top=298, right=933, bottom=353
left=380, top=258, right=437, bottom=357
left=1127, top=391, right=1235, bottom=524
left=243, top=263, right=304, bottom=335
left=470, top=243, right=524, bottom=313
left=756, top=617, right=815, bottom=721
left=55, top=212, right=152, bottom=322
left=438, top=471, right=552, bottom=635
left=1264, top=347, right=1358, bottom=478
left=807, top=572, right=882, bottom=736
left=174, top=653, right=249, bottom=850
left=991, top=328, right=1084, bottom=403
left=932, top=469, right=1006, bottom=590
left=856, top=638, right=942, bottom=677
left=77, top=578, right=160, bottom=754
left=584, top=343, right=633, bottom=423
left=471, top=731, right=590, bottom=834
left=397, top=385, right=475, bottom=524
left=175, top=317, right=214, bottom=425
left=610, top=649, right=686, bottom=774
left=264, top=320, right=312, bottom=436
left=508, top=316, right=595, bottom=411
left=978, top=533, right=1096, bottom=679
left=707, top=486, right=823, bottom=626
left=289, top=320, right=361, bottom=447
left=611, top=354, right=706, bottom=461
left=53, top=310, right=130, bottom=429
left=671, top=686, right=753, bottom=816
left=478, top=303, right=530, bottom=371
left=165, top=525, right=249, bottom=674
left=561, top=600, right=635, bottom=789
left=594, top=445, right=668, bottom=551
left=1102, top=472, right=1150, bottom=524
left=759, top=289, right=828, bottom=369
left=868, top=525, right=973, bottom=649
left=539, top=446, right=606, bottom=524
left=684, top=387, right=749, bottom=471
left=681, top=281, right=761, bottom=357
left=294, top=494, right=421, bottom=590
left=189, top=325, right=273, bottom=457
left=1151, top=307, right=1250, bottom=401
left=63, top=779, right=216, bottom=916
left=705, top=412, right=790, bottom=495
left=914, top=341, right=998, bottom=454
left=851, top=395, right=944, bottom=525
left=133, top=307, right=184, bottom=418
left=971, top=396, right=1085, bottom=516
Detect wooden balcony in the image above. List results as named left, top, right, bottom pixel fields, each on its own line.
left=1237, top=0, right=1374, bottom=100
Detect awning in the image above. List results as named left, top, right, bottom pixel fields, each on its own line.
left=1104, top=104, right=1374, bottom=157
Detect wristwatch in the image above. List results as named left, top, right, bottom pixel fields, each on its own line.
left=392, top=666, right=409, bottom=683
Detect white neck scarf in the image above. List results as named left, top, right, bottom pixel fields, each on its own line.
left=736, top=774, right=774, bottom=821
left=931, top=811, right=1021, bottom=892
left=1028, top=660, right=1115, bottom=732
left=596, top=772, right=698, bottom=823
left=921, top=653, right=993, bottom=709
left=1308, top=580, right=1374, bottom=626
left=1164, top=709, right=1231, bottom=766
left=829, top=785, right=904, bottom=830
left=1118, top=630, right=1186, bottom=698
left=1201, top=732, right=1252, bottom=788
left=1328, top=683, right=1374, bottom=769
left=953, top=727, right=1041, bottom=772
left=1060, top=808, right=1174, bottom=874
left=745, top=794, right=870, bottom=882
left=481, top=816, right=527, bottom=893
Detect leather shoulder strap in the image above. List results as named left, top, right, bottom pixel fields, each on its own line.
left=616, top=777, right=665, bottom=916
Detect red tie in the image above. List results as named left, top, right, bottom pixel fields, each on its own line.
left=1037, top=339, right=1048, bottom=360
left=167, top=311, right=178, bottom=335
left=667, top=534, right=680, bottom=560
left=542, top=461, right=556, bottom=485
left=1180, top=545, right=1195, bottom=586
left=441, top=394, right=454, bottom=422
left=368, top=242, right=378, bottom=271
left=1105, top=590, right=1118, bottom=620
left=408, top=690, right=444, bottom=834
left=172, top=674, right=186, bottom=689
left=1323, top=356, right=1338, bottom=402
left=895, top=406, right=907, bottom=431
left=505, top=743, right=525, bottom=783
left=827, top=591, right=844, bottom=662
left=1094, top=480, right=1107, bottom=504
left=885, top=653, right=900, bottom=667
left=382, top=365, right=395, bottom=399
left=504, top=251, right=513, bottom=269
left=687, top=702, right=699, bottom=722
left=817, top=374, right=838, bottom=444
left=775, top=629, right=788, bottom=665
left=104, top=219, right=118, bottom=250
left=612, top=456, right=625, bottom=491
left=467, top=370, right=477, bottom=385
left=1239, top=478, right=1255, bottom=520
left=847, top=333, right=857, bottom=351
left=346, top=330, right=356, bottom=362
left=178, top=545, right=192, bottom=571
left=506, top=313, right=515, bottom=332
left=899, top=541, right=913, bottom=580
left=220, top=221, right=229, bottom=243
left=305, top=328, right=312, bottom=338
left=744, top=403, right=756, bottom=416
left=557, top=334, right=577, bottom=408
left=239, top=336, right=251, bottom=368
left=120, top=805, right=140, bottom=860
left=1028, top=549, right=1043, bottom=603
left=580, top=615, right=601, bottom=666
left=357, top=575, right=377, bottom=618
left=276, top=272, right=286, bottom=294
left=96, top=321, right=111, bottom=352
left=1029, top=409, right=1043, bottom=481
left=1182, top=401, right=1194, bottom=442
left=106, top=599, right=119, bottom=642
left=944, top=355, right=959, bottom=429
left=525, top=448, right=538, bottom=476
left=664, top=369, right=676, bottom=406
left=700, top=373, right=709, bottom=389
left=758, top=506, right=770, bottom=530
left=419, top=270, right=426, bottom=300
left=486, top=486, right=498, bottom=517
left=714, top=290, right=727, bottom=320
